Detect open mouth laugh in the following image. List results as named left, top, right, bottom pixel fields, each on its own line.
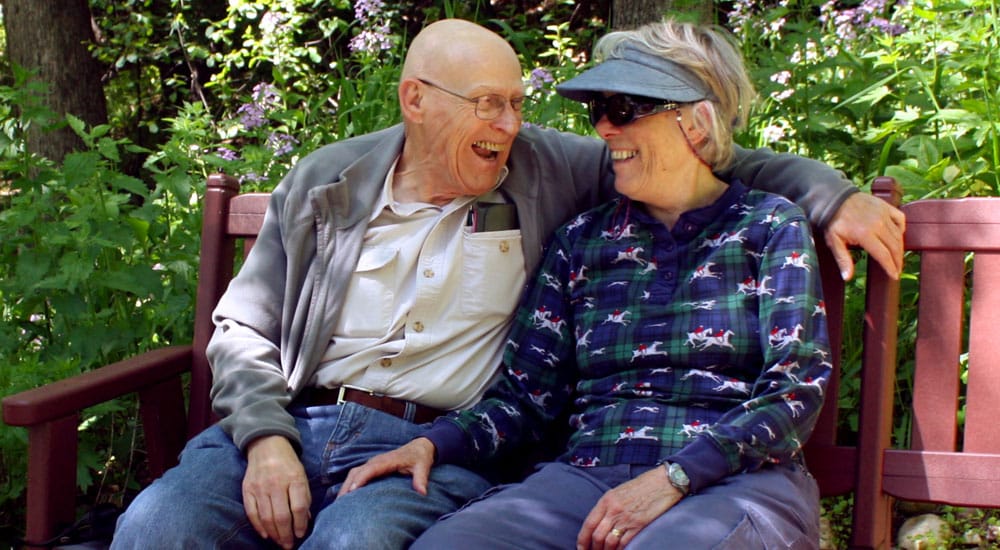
left=473, top=140, right=505, bottom=160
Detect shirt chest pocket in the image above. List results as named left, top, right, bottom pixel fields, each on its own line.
left=461, top=229, right=526, bottom=319
left=337, top=246, right=397, bottom=338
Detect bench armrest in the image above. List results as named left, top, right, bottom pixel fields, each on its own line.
left=3, top=345, right=193, bottom=426
left=2, top=345, right=194, bottom=547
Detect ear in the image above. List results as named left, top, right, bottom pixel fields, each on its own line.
left=399, top=78, right=424, bottom=123
left=685, top=101, right=713, bottom=145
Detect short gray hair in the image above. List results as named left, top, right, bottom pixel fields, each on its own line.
left=594, top=19, right=756, bottom=170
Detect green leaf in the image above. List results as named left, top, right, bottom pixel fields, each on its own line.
left=97, top=136, right=121, bottom=162
left=898, top=136, right=942, bottom=169
left=98, top=265, right=160, bottom=296
left=111, top=174, right=150, bottom=197
left=126, top=216, right=151, bottom=243
left=62, top=151, right=100, bottom=188
left=16, top=249, right=54, bottom=290
left=66, top=113, right=87, bottom=139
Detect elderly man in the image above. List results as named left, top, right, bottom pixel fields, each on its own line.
left=112, top=18, right=903, bottom=550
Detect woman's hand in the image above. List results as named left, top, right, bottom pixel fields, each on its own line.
left=576, top=466, right=685, bottom=550
left=338, top=437, right=437, bottom=497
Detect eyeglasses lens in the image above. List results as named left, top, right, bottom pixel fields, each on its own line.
left=477, top=95, right=526, bottom=120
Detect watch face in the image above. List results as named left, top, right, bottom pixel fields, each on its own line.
left=668, top=463, right=690, bottom=493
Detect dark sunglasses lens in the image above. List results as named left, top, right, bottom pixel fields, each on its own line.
left=606, top=95, right=636, bottom=126
left=588, top=98, right=606, bottom=126
left=588, top=95, right=636, bottom=126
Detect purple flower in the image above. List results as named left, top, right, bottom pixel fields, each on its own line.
left=354, top=0, right=386, bottom=22
left=238, top=83, right=281, bottom=129
left=528, top=68, right=554, bottom=92
left=727, top=0, right=754, bottom=36
left=870, top=18, right=907, bottom=36
left=349, top=0, right=393, bottom=55
left=825, top=0, right=907, bottom=41
left=217, top=147, right=240, bottom=161
left=349, top=21, right=392, bottom=54
left=237, top=102, right=266, bottom=129
left=266, top=132, right=299, bottom=156
left=241, top=172, right=265, bottom=184
left=253, top=83, right=280, bottom=105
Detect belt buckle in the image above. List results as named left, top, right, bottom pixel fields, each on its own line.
left=336, top=384, right=379, bottom=405
left=335, top=386, right=349, bottom=405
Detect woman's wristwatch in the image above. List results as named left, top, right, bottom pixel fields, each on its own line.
left=665, top=462, right=691, bottom=495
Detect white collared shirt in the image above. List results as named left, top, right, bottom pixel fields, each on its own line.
left=313, top=164, right=525, bottom=410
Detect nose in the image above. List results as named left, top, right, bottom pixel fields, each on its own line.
left=490, top=103, right=522, bottom=134
left=595, top=116, right=620, bottom=140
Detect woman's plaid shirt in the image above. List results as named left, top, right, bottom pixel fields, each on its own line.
left=428, top=182, right=831, bottom=492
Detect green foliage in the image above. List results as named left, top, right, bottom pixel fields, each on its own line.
left=733, top=0, right=1000, bottom=202
left=938, top=506, right=1000, bottom=547
left=821, top=494, right=854, bottom=549
left=0, top=68, right=203, bottom=530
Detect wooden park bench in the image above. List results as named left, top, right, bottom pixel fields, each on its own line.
left=3, top=173, right=998, bottom=548
left=849, top=193, right=1000, bottom=547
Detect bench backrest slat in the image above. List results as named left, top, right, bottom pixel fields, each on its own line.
left=852, top=195, right=1000, bottom=548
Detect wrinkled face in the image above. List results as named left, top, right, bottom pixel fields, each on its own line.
left=418, top=74, right=526, bottom=196
left=594, top=97, right=689, bottom=203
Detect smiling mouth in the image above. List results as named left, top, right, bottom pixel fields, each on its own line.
left=611, top=149, right=637, bottom=161
left=473, top=140, right=505, bottom=160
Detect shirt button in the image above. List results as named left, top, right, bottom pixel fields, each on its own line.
left=499, top=241, right=510, bottom=253
left=413, top=321, right=425, bottom=333
left=664, top=271, right=674, bottom=280
left=379, top=358, right=392, bottom=368
left=423, top=269, right=435, bottom=278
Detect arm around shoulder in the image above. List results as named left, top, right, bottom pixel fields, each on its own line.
left=721, top=145, right=857, bottom=228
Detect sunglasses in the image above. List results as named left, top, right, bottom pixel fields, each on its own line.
left=587, top=93, right=679, bottom=127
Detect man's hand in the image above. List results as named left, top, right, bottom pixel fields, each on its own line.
left=339, top=437, right=437, bottom=497
left=824, top=192, right=906, bottom=280
left=576, top=467, right=684, bottom=550
left=243, top=435, right=311, bottom=550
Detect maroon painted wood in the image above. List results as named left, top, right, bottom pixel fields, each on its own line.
left=803, top=176, right=903, bottom=501
left=852, top=195, right=1000, bottom=549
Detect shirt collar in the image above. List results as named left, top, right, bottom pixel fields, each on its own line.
left=370, top=160, right=511, bottom=222
left=627, top=179, right=748, bottom=230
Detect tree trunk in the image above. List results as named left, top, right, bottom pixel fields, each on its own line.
left=611, top=0, right=714, bottom=29
left=3, top=0, right=108, bottom=164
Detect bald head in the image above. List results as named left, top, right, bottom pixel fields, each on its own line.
left=393, top=19, right=525, bottom=205
left=402, top=19, right=522, bottom=86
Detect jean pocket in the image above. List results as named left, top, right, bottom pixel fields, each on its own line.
left=320, top=404, right=427, bottom=481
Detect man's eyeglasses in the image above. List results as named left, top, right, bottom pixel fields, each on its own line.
left=418, top=78, right=527, bottom=121
left=588, top=93, right=679, bottom=127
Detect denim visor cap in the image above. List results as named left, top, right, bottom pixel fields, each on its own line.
left=556, top=43, right=711, bottom=104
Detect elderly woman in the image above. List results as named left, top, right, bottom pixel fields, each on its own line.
left=343, top=19, right=829, bottom=549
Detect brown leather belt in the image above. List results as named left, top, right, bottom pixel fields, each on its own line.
left=301, top=386, right=444, bottom=424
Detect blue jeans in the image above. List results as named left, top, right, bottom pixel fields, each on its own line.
left=111, top=403, right=492, bottom=549
left=412, top=461, right=820, bottom=550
